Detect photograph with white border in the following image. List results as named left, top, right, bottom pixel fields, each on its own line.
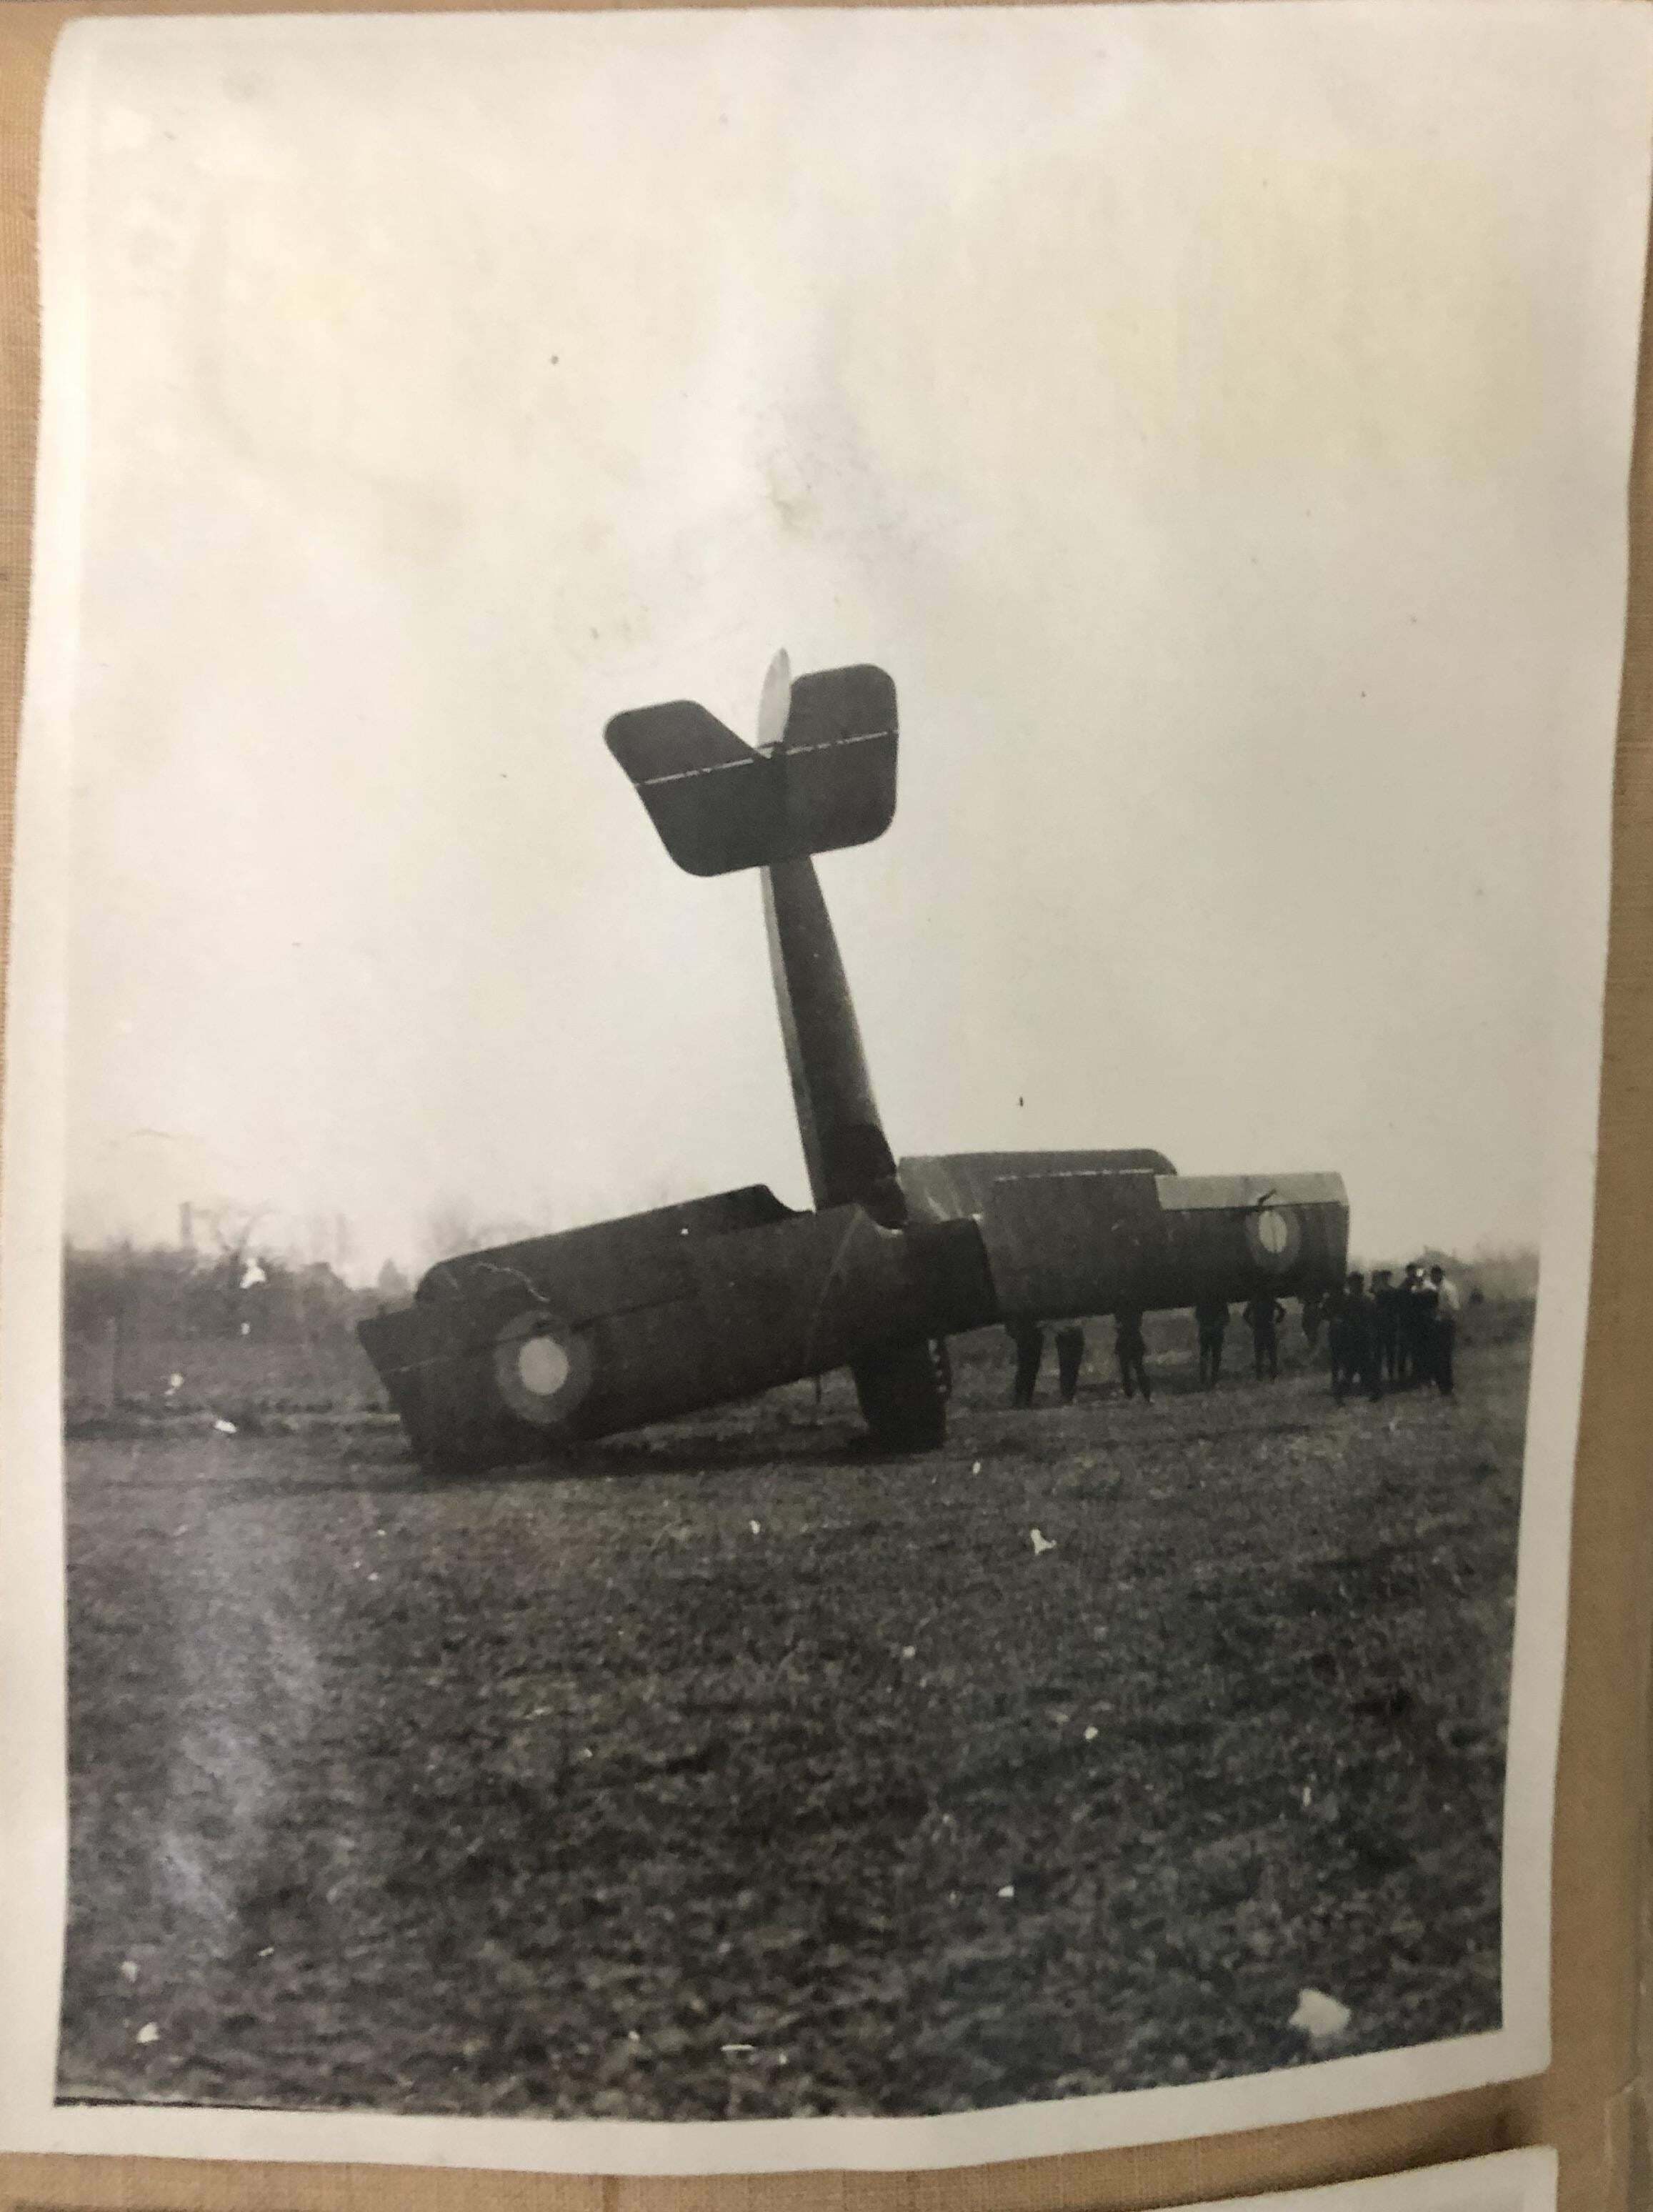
left=0, top=3, right=1647, bottom=2176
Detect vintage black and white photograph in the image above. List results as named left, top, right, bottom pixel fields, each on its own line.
left=1, top=1, right=1648, bottom=2174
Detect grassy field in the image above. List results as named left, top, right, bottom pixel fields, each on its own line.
left=59, top=1312, right=1527, bottom=2121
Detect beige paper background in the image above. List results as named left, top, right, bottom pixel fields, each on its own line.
left=0, top=4, right=1647, bottom=2210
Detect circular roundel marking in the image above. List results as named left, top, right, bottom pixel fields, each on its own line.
left=1246, top=1205, right=1300, bottom=1272
left=518, top=1333, right=571, bottom=1398
left=493, top=1307, right=593, bottom=1428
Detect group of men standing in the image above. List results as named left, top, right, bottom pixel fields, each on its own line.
left=1312, top=1262, right=1460, bottom=1402
left=1008, top=1310, right=1152, bottom=1407
left=1004, top=1260, right=1462, bottom=1408
left=1193, top=1295, right=1287, bottom=1385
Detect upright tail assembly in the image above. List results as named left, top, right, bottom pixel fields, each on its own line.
left=606, top=654, right=900, bottom=1214
left=606, top=654, right=955, bottom=1443
left=359, top=657, right=1349, bottom=1472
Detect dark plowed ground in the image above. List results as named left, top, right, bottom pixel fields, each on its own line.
left=59, top=1324, right=1526, bottom=2120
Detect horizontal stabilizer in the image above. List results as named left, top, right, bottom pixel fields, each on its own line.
left=606, top=664, right=897, bottom=876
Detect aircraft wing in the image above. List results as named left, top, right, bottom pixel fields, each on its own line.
left=899, top=1154, right=1349, bottom=1319
left=360, top=1187, right=995, bottom=1473
left=414, top=1185, right=794, bottom=1310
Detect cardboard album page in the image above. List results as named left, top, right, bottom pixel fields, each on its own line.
left=1, top=1, right=1649, bottom=2181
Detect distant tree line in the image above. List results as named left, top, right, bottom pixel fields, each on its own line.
left=63, top=1241, right=412, bottom=1346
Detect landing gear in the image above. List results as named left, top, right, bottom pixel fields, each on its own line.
left=852, top=1338, right=948, bottom=1450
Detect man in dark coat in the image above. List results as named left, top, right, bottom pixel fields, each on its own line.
left=1194, top=1295, right=1229, bottom=1388
left=1115, top=1308, right=1152, bottom=1402
left=1409, top=1265, right=1440, bottom=1386
left=1397, top=1262, right=1429, bottom=1385
left=1330, top=1272, right=1383, bottom=1403
left=1327, top=1277, right=1352, bottom=1398
left=1007, top=1318, right=1044, bottom=1408
left=1242, top=1294, right=1287, bottom=1380
left=1371, top=1269, right=1400, bottom=1384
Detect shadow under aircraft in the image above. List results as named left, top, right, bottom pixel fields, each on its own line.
left=360, top=654, right=1348, bottom=1471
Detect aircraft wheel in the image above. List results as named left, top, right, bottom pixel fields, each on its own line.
left=852, top=1339, right=947, bottom=1451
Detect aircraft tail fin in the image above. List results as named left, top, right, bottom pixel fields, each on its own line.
left=605, top=662, right=897, bottom=877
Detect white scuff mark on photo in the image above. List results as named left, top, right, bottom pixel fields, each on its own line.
left=1290, top=1988, right=1352, bottom=2041
left=213, top=1418, right=236, bottom=1435
left=997, top=1884, right=1015, bottom=1900
left=136, top=2021, right=159, bottom=2045
left=1029, top=1528, right=1056, bottom=1555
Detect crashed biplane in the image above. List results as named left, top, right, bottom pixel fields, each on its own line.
left=359, top=656, right=1349, bottom=1469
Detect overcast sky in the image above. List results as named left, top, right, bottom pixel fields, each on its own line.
left=46, top=5, right=1650, bottom=1280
